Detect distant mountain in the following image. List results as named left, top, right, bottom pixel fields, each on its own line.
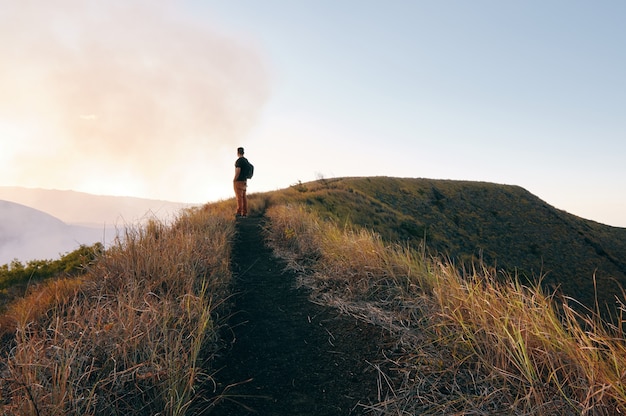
left=262, top=177, right=626, bottom=314
left=0, top=200, right=114, bottom=265
left=0, top=187, right=199, bottom=264
left=0, top=187, right=197, bottom=227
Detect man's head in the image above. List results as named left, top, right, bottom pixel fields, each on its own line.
left=237, top=147, right=244, bottom=156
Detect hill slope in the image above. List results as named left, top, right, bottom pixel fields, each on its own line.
left=259, top=176, right=626, bottom=313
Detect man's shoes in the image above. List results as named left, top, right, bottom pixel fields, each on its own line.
left=235, top=214, right=248, bottom=218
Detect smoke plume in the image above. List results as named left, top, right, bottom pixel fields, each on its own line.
left=0, top=0, right=269, bottom=200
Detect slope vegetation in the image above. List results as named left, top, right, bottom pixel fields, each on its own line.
left=1, top=177, right=625, bottom=414
left=0, top=206, right=234, bottom=415
left=259, top=176, right=626, bottom=314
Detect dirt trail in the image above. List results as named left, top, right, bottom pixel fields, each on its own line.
left=210, top=216, right=393, bottom=415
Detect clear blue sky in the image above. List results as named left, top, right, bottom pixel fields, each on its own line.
left=1, top=1, right=624, bottom=226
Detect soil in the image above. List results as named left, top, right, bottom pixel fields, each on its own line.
left=209, top=215, right=395, bottom=415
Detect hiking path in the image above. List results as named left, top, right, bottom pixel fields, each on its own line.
left=210, top=215, right=393, bottom=415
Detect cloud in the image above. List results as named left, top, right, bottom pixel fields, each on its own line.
left=0, top=0, right=269, bottom=199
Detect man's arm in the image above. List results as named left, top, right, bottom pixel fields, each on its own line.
left=234, top=167, right=241, bottom=181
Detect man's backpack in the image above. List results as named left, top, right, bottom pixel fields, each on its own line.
left=245, top=160, right=254, bottom=179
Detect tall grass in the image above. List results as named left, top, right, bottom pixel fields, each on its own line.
left=0, top=205, right=234, bottom=415
left=265, top=204, right=626, bottom=415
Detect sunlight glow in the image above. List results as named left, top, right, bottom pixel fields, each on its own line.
left=0, top=121, right=32, bottom=162
left=74, top=172, right=145, bottom=199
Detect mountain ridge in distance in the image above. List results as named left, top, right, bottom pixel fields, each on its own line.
left=0, top=186, right=198, bottom=227
left=0, top=200, right=113, bottom=265
left=0, top=187, right=199, bottom=264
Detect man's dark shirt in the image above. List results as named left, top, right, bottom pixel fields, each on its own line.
left=235, top=157, right=249, bottom=181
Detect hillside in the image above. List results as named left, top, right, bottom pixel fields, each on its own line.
left=259, top=176, right=626, bottom=314
left=2, top=182, right=625, bottom=414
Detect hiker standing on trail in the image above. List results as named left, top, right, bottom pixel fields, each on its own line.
left=234, top=147, right=249, bottom=218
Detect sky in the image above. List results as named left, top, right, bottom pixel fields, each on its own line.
left=1, top=1, right=624, bottom=227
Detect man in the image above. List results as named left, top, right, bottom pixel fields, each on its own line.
left=234, top=147, right=249, bottom=217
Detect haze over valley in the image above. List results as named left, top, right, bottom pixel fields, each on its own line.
left=0, top=187, right=196, bottom=264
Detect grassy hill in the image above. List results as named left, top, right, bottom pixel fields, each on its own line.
left=261, top=185, right=626, bottom=414
left=2, top=177, right=626, bottom=414
left=257, top=176, right=626, bottom=315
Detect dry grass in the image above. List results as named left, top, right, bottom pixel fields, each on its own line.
left=0, top=277, right=86, bottom=336
left=0, top=205, right=234, bottom=415
left=265, top=204, right=626, bottom=415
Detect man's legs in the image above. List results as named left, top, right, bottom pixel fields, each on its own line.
left=234, top=181, right=247, bottom=216
left=241, top=182, right=247, bottom=216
